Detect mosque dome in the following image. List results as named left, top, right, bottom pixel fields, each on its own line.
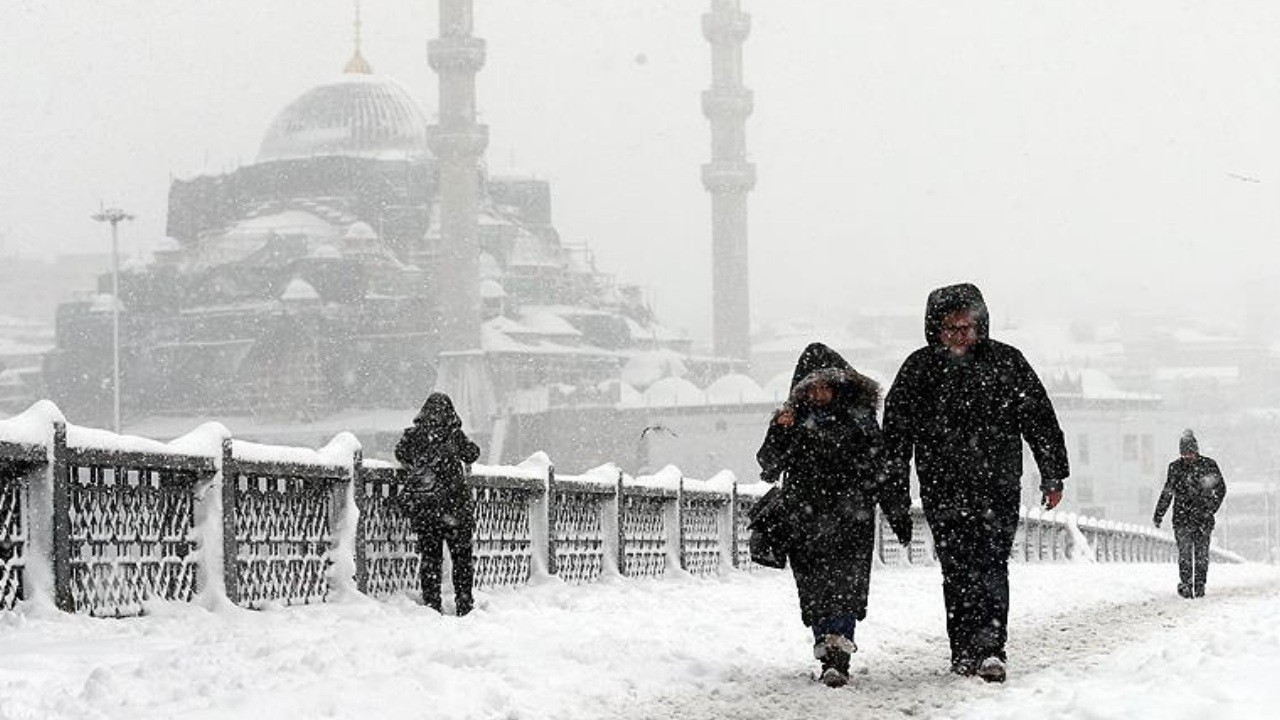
left=256, top=73, right=430, bottom=163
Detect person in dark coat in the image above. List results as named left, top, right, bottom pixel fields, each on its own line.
left=757, top=342, right=913, bottom=688
left=882, top=283, right=1069, bottom=682
left=1153, top=429, right=1226, bottom=599
left=395, top=392, right=481, bottom=616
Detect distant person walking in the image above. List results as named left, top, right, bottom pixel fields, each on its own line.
left=882, top=283, right=1069, bottom=683
left=396, top=392, right=481, bottom=616
left=1153, top=429, right=1226, bottom=599
left=757, top=343, right=913, bottom=688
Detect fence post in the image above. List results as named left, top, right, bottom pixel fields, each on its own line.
left=675, top=476, right=687, bottom=572
left=352, top=448, right=369, bottom=595
left=615, top=470, right=626, bottom=576
left=872, top=507, right=885, bottom=565
left=729, top=482, right=740, bottom=569
left=51, top=420, right=72, bottom=613
left=543, top=465, right=558, bottom=578
left=221, top=438, right=239, bottom=605
left=717, top=482, right=735, bottom=573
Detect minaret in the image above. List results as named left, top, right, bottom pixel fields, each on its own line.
left=702, top=0, right=756, bottom=361
left=428, top=0, right=488, bottom=351
left=344, top=1, right=372, bottom=74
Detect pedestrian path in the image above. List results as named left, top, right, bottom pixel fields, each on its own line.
left=1, top=562, right=1277, bottom=719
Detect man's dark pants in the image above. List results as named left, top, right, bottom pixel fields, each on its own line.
left=416, top=517, right=476, bottom=615
left=927, top=496, right=1020, bottom=665
left=1174, top=522, right=1213, bottom=597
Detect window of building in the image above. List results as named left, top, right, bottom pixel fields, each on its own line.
left=1123, top=434, right=1138, bottom=462
left=1141, top=434, right=1154, bottom=473
left=1077, top=435, right=1090, bottom=465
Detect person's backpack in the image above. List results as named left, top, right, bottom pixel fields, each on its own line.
left=746, top=484, right=791, bottom=569
left=395, top=462, right=440, bottom=520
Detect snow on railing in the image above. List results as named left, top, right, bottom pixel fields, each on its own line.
left=0, top=402, right=1243, bottom=616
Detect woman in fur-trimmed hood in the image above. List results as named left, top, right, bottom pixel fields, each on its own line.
left=756, top=342, right=913, bottom=687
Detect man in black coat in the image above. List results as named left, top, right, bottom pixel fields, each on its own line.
left=1154, top=429, right=1226, bottom=599
left=396, top=392, right=482, bottom=616
left=883, top=283, right=1069, bottom=683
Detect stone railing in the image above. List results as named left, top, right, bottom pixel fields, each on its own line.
left=875, top=503, right=1242, bottom=566
left=0, top=401, right=1242, bottom=616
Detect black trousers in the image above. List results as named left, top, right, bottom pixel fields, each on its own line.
left=928, top=503, right=1020, bottom=664
left=1175, top=523, right=1213, bottom=597
left=416, top=518, right=475, bottom=614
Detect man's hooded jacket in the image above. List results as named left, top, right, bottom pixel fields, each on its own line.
left=882, top=284, right=1069, bottom=515
left=395, top=392, right=481, bottom=525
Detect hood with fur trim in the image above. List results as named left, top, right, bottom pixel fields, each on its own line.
left=788, top=343, right=879, bottom=412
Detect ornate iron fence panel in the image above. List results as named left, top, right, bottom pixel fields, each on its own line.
left=471, top=483, right=536, bottom=588
left=681, top=493, right=722, bottom=577
left=1, top=457, right=32, bottom=611
left=878, top=511, right=906, bottom=564
left=621, top=492, right=668, bottom=578
left=359, top=468, right=419, bottom=599
left=67, top=463, right=201, bottom=617
left=232, top=472, right=334, bottom=608
left=908, top=514, right=932, bottom=564
left=553, top=485, right=608, bottom=584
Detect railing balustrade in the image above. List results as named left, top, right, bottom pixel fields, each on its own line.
left=0, top=403, right=1245, bottom=616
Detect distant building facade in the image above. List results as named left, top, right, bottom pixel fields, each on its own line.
left=43, top=56, right=691, bottom=433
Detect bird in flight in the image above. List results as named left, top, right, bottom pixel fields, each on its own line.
left=640, top=424, right=678, bottom=439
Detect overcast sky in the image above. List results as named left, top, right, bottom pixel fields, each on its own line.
left=4, top=0, right=1280, bottom=341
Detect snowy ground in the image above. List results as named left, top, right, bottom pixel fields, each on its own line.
left=2, top=562, right=1278, bottom=720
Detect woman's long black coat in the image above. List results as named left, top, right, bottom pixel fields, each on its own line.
left=757, top=344, right=909, bottom=626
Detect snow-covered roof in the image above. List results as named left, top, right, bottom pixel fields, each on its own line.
left=344, top=221, right=377, bottom=240
left=621, top=349, right=688, bottom=390
left=1070, top=369, right=1161, bottom=401
left=705, top=374, right=769, bottom=405
left=480, top=279, right=507, bottom=299
left=256, top=73, right=430, bottom=163
left=228, top=210, right=338, bottom=240
left=625, top=317, right=686, bottom=343
left=517, top=309, right=583, bottom=337
left=642, top=377, right=706, bottom=407
left=762, top=371, right=792, bottom=402
left=617, top=381, right=644, bottom=407
left=281, top=278, right=320, bottom=302
left=481, top=325, right=615, bottom=357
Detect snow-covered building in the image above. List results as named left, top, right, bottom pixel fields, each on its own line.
left=43, top=48, right=694, bottom=431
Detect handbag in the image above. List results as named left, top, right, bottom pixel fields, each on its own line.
left=746, top=484, right=791, bottom=569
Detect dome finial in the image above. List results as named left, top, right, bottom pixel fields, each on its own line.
left=344, top=0, right=372, bottom=74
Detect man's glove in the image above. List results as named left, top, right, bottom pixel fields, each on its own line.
left=1041, top=490, right=1062, bottom=510
left=1153, top=515, right=1162, bottom=529
left=889, top=514, right=913, bottom=547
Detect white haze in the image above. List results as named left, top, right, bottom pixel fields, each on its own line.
left=3, top=0, right=1280, bottom=338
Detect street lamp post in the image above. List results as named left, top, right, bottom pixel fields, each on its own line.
left=90, top=206, right=133, bottom=433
